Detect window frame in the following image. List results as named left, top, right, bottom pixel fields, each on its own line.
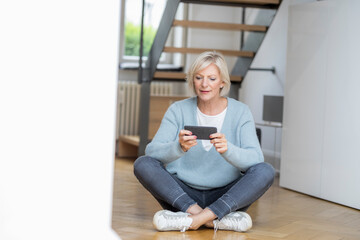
left=119, top=0, right=178, bottom=65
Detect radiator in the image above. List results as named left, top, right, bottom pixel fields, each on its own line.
left=116, top=81, right=172, bottom=139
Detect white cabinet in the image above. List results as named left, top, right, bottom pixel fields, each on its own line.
left=280, top=0, right=360, bottom=210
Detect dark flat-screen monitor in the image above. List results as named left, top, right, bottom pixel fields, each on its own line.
left=262, top=95, right=284, bottom=123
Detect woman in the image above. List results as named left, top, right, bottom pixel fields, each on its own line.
left=134, top=51, right=275, bottom=232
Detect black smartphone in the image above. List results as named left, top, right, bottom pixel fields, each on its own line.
left=184, top=126, right=217, bottom=140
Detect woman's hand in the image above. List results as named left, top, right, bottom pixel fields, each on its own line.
left=210, top=133, right=228, bottom=154
left=179, top=130, right=197, bottom=152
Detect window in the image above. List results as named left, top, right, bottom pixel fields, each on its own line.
left=119, top=0, right=167, bottom=62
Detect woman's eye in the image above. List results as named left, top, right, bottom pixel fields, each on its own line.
left=195, top=76, right=202, bottom=80
left=210, top=78, right=216, bottom=81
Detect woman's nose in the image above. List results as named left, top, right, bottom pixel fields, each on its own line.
left=201, top=79, right=208, bottom=87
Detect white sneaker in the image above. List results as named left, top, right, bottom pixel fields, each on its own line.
left=213, top=211, right=252, bottom=232
left=153, top=210, right=193, bottom=232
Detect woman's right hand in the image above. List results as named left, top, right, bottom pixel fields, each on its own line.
left=179, top=129, right=197, bottom=152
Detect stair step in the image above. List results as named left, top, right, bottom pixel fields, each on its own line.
left=154, top=71, right=243, bottom=82
left=173, top=20, right=267, bottom=32
left=154, top=72, right=187, bottom=80
left=181, top=0, right=280, bottom=8
left=118, top=135, right=140, bottom=147
left=163, top=47, right=254, bottom=57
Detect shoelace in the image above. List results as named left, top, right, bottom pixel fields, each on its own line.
left=163, top=214, right=190, bottom=232
left=213, top=215, right=245, bottom=232
left=222, top=216, right=243, bottom=230
left=213, top=220, right=219, bottom=233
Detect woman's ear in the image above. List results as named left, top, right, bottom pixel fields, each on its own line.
left=221, top=80, right=225, bottom=89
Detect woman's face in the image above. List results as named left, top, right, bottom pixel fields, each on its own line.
left=194, top=63, right=224, bottom=102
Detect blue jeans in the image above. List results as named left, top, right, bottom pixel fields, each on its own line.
left=133, top=156, right=275, bottom=219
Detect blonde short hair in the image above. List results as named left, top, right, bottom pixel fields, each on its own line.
left=186, top=51, right=231, bottom=96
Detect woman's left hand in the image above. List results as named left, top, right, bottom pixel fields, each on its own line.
left=210, top=132, right=228, bottom=154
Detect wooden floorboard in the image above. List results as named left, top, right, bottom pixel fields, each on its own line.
left=112, top=157, right=360, bottom=240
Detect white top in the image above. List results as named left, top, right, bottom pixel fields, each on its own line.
left=197, top=107, right=227, bottom=151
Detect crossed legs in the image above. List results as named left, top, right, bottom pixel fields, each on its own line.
left=133, top=156, right=275, bottom=230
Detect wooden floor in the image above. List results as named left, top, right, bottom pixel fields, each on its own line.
left=112, top=157, right=360, bottom=240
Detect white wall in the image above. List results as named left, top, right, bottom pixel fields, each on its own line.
left=280, top=0, right=360, bottom=209
left=239, top=0, right=316, bottom=171
left=0, top=1, right=121, bottom=239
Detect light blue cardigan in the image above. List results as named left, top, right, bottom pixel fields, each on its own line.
left=145, top=97, right=264, bottom=190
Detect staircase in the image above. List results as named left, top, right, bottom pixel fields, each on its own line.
left=119, top=0, right=281, bottom=157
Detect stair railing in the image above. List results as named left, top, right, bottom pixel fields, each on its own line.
left=138, top=0, right=181, bottom=155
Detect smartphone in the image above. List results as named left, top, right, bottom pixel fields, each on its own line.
left=184, top=126, right=217, bottom=140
